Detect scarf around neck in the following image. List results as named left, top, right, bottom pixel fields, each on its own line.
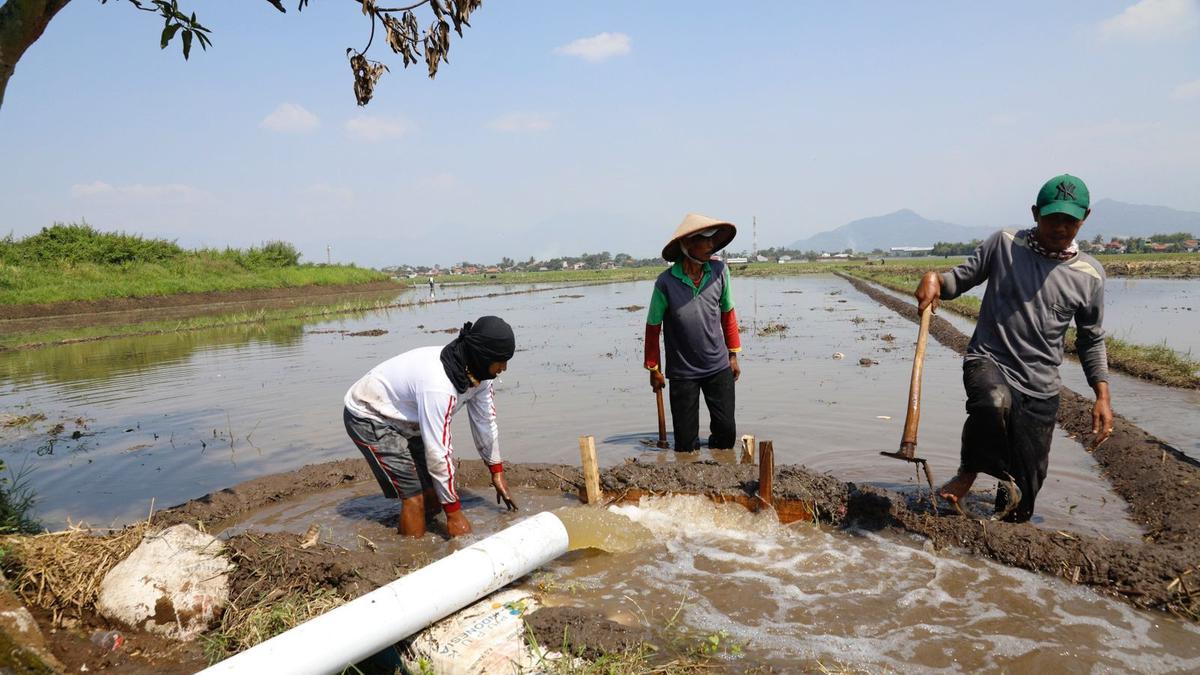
left=439, top=316, right=516, bottom=393
left=1023, top=228, right=1078, bottom=261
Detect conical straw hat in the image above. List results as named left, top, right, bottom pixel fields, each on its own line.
left=661, top=213, right=737, bottom=262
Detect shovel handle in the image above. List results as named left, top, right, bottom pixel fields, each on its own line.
left=900, top=304, right=933, bottom=450
left=656, top=388, right=668, bottom=445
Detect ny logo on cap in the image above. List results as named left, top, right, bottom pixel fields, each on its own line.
left=1056, top=181, right=1077, bottom=201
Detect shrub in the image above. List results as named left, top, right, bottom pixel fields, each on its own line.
left=1, top=223, right=182, bottom=266
left=245, top=241, right=302, bottom=268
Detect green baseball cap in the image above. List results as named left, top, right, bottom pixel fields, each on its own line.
left=1036, top=174, right=1090, bottom=220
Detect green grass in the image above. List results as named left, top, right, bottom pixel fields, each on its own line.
left=845, top=268, right=1200, bottom=389
left=0, top=460, right=40, bottom=535
left=0, top=258, right=387, bottom=306
left=0, top=223, right=388, bottom=305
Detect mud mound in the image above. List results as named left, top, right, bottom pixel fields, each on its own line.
left=525, top=606, right=652, bottom=660
left=153, top=459, right=372, bottom=529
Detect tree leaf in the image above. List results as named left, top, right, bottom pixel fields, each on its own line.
left=160, top=23, right=181, bottom=50
left=182, top=29, right=193, bottom=60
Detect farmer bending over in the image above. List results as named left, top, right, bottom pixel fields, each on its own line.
left=343, top=316, right=518, bottom=537
left=916, top=174, right=1113, bottom=522
left=645, top=214, right=742, bottom=452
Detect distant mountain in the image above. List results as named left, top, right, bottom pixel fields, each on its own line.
left=1084, top=199, right=1200, bottom=239
left=787, top=200, right=1200, bottom=253
left=788, top=209, right=993, bottom=253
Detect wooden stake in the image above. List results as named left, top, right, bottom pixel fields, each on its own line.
left=578, top=435, right=601, bottom=505
left=740, top=435, right=756, bottom=464
left=757, top=440, right=774, bottom=507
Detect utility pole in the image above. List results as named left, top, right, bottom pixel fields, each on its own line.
left=752, top=216, right=758, bottom=259
left=326, top=245, right=332, bottom=265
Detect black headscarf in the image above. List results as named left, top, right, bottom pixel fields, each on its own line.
left=440, top=316, right=516, bottom=393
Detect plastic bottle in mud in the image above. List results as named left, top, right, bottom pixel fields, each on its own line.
left=90, top=629, right=124, bottom=651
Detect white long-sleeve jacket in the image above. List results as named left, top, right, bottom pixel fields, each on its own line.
left=344, top=345, right=502, bottom=509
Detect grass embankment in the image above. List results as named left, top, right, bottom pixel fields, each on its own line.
left=845, top=267, right=1200, bottom=389
left=1094, top=253, right=1200, bottom=278
left=0, top=298, right=395, bottom=351
left=0, top=224, right=386, bottom=306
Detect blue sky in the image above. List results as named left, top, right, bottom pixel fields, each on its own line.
left=1, top=0, right=1198, bottom=267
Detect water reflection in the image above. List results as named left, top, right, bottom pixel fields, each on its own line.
left=0, top=321, right=306, bottom=386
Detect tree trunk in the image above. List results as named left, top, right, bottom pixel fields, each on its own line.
left=0, top=0, right=71, bottom=111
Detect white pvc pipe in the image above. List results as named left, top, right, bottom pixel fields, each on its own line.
left=198, top=511, right=570, bottom=675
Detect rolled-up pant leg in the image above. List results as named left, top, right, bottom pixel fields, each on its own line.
left=669, top=377, right=701, bottom=452
left=960, top=358, right=1058, bottom=522
left=1000, top=390, right=1059, bottom=522
left=701, top=367, right=737, bottom=449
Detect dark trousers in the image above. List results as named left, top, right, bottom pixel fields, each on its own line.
left=668, top=367, right=736, bottom=451
left=960, top=358, right=1059, bottom=522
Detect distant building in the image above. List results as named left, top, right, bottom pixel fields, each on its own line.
left=725, top=257, right=748, bottom=264
left=756, top=255, right=768, bottom=262
left=890, top=246, right=934, bottom=256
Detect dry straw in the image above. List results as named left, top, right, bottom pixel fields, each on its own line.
left=2, top=521, right=152, bottom=625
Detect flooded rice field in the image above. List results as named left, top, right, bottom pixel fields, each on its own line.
left=964, top=277, right=1200, bottom=355
left=3, top=276, right=1171, bottom=536
left=3, top=275, right=1199, bottom=670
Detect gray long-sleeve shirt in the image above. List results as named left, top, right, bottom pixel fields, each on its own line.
left=939, top=229, right=1108, bottom=399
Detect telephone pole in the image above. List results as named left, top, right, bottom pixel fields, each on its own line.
left=752, top=216, right=758, bottom=259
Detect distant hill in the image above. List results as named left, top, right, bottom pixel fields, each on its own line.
left=788, top=209, right=993, bottom=253
left=787, top=200, right=1200, bottom=252
left=1084, top=199, right=1200, bottom=239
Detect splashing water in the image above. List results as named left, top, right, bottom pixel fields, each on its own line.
left=553, top=505, right=653, bottom=553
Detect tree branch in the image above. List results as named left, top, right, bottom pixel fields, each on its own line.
left=0, top=0, right=74, bottom=110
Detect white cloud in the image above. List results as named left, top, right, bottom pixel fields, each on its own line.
left=344, top=115, right=412, bottom=142
left=554, top=32, right=632, bottom=63
left=259, top=103, right=320, bottom=133
left=1171, top=78, right=1200, bottom=99
left=70, top=181, right=114, bottom=197
left=1098, top=0, right=1200, bottom=42
left=70, top=181, right=208, bottom=203
left=487, top=112, right=553, bottom=133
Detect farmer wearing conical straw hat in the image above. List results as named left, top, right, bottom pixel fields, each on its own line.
left=644, top=214, right=742, bottom=452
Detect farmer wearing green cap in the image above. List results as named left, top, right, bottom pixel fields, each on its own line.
left=915, top=174, right=1113, bottom=522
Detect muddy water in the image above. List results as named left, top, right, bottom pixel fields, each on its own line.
left=221, top=487, right=1200, bottom=672
left=571, top=496, right=1200, bottom=672
left=0, top=277, right=1153, bottom=542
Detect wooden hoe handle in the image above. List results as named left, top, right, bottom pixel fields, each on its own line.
left=900, top=304, right=933, bottom=453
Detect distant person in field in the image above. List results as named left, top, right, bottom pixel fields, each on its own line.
left=343, top=316, right=518, bottom=538
left=644, top=214, right=742, bottom=452
left=916, top=174, right=1113, bottom=522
